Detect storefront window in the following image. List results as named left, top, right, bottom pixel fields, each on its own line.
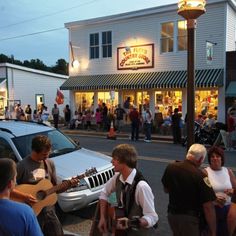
left=75, top=92, right=94, bottom=112
left=0, top=96, right=4, bottom=116
left=123, top=92, right=135, bottom=108
left=195, top=90, right=218, bottom=118
left=136, top=92, right=150, bottom=112
left=155, top=91, right=182, bottom=117
left=98, top=91, right=118, bottom=111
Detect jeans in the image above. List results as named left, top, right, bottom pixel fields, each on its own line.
left=145, top=123, right=152, bottom=140
left=131, top=121, right=139, bottom=141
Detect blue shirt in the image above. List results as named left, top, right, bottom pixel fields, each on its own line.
left=0, top=199, right=43, bottom=236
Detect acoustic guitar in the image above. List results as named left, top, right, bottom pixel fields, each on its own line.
left=89, top=203, right=140, bottom=236
left=108, top=205, right=140, bottom=235
left=11, top=167, right=97, bottom=215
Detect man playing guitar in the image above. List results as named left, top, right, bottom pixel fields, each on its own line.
left=16, top=135, right=78, bottom=236
left=98, top=144, right=158, bottom=236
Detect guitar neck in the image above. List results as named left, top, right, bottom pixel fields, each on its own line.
left=47, top=173, right=86, bottom=195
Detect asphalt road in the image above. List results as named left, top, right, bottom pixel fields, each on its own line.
left=62, top=134, right=236, bottom=235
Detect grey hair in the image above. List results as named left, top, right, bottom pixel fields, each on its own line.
left=186, top=144, right=207, bottom=161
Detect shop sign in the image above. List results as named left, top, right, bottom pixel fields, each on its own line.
left=117, top=44, right=154, bottom=70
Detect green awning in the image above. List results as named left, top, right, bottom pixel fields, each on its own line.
left=60, top=68, right=223, bottom=91
left=226, top=81, right=236, bottom=97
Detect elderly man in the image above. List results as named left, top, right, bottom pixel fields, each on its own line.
left=162, top=143, right=216, bottom=236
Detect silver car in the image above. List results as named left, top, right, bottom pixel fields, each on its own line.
left=0, top=120, right=114, bottom=212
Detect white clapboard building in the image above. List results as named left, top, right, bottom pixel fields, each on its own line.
left=0, top=63, right=69, bottom=117
left=61, top=0, right=236, bottom=123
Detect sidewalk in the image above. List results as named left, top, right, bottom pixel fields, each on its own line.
left=59, top=126, right=173, bottom=142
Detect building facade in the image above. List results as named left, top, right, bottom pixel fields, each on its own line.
left=61, top=0, right=236, bottom=122
left=0, top=63, right=69, bottom=117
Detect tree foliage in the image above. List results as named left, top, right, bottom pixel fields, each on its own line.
left=0, top=54, right=68, bottom=75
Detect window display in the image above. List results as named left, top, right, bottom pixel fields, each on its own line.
left=195, top=90, right=218, bottom=118
left=155, top=91, right=182, bottom=117
left=136, top=91, right=149, bottom=111
left=98, top=91, right=118, bottom=111
left=75, top=92, right=94, bottom=112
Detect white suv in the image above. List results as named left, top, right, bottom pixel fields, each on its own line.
left=0, top=120, right=114, bottom=212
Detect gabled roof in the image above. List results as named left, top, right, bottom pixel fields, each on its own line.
left=0, top=63, right=68, bottom=80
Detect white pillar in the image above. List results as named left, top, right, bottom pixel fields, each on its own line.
left=93, top=91, right=98, bottom=113
left=118, top=91, right=123, bottom=107
left=69, top=91, right=75, bottom=115
left=149, top=90, right=155, bottom=115
left=182, top=89, right=187, bottom=118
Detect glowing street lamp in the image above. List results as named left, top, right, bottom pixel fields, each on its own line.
left=178, top=0, right=206, bottom=149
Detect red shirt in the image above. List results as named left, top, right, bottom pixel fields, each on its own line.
left=129, top=110, right=139, bottom=122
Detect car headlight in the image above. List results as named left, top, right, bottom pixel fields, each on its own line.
left=66, top=179, right=89, bottom=192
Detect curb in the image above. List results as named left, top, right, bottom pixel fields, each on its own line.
left=60, top=128, right=173, bottom=142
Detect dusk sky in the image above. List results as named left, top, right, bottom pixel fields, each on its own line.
left=0, top=0, right=176, bottom=66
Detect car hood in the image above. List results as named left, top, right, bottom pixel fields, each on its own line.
left=52, top=148, right=112, bottom=179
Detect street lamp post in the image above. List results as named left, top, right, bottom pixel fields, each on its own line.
left=178, top=0, right=206, bottom=149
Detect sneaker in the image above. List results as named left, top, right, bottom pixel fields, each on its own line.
left=144, top=139, right=151, bottom=143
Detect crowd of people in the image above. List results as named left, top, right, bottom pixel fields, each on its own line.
left=1, top=100, right=236, bottom=235
left=3, top=103, right=70, bottom=129
left=3, top=99, right=236, bottom=147
left=1, top=115, right=236, bottom=235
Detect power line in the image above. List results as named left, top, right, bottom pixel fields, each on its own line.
left=0, top=27, right=65, bottom=42
left=0, top=0, right=98, bottom=29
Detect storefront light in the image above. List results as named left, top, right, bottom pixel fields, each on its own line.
left=72, top=59, right=80, bottom=68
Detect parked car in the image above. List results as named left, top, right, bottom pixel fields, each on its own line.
left=0, top=119, right=114, bottom=212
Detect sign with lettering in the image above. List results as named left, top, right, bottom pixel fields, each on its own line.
left=117, top=44, right=154, bottom=70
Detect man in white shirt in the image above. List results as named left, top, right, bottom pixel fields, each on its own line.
left=98, top=144, right=158, bottom=236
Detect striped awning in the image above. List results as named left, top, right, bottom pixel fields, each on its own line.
left=60, top=68, right=223, bottom=91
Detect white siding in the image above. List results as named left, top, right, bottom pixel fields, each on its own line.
left=69, top=2, right=228, bottom=77
left=6, top=66, right=69, bottom=113
left=226, top=4, right=236, bottom=51
left=0, top=67, right=6, bottom=78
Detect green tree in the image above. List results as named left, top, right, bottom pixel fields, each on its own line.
left=51, top=59, right=68, bottom=75
left=0, top=53, right=68, bottom=75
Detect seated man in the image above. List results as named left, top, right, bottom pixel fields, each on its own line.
left=0, top=158, right=43, bottom=236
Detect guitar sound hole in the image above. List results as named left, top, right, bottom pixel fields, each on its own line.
left=37, top=191, right=46, bottom=200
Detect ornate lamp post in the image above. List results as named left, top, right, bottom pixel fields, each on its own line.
left=178, top=0, right=206, bottom=149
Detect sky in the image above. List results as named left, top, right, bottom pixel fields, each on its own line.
left=0, top=0, right=176, bottom=66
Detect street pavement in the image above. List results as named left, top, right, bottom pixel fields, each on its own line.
left=60, top=125, right=173, bottom=142
left=60, top=127, right=236, bottom=236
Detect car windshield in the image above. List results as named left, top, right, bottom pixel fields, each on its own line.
left=12, top=129, right=80, bottom=159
